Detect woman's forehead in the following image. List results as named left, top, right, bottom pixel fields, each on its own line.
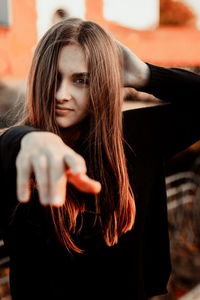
left=58, top=44, right=88, bottom=74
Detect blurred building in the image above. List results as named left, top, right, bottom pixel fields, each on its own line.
left=0, top=0, right=37, bottom=80
left=1, top=0, right=200, bottom=81
left=182, top=0, right=200, bottom=28
left=36, top=0, right=85, bottom=39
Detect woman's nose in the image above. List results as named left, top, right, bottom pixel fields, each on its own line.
left=56, top=79, right=72, bottom=102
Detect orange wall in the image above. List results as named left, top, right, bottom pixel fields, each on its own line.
left=0, top=0, right=37, bottom=80
left=1, top=0, right=200, bottom=81
left=85, top=0, right=104, bottom=22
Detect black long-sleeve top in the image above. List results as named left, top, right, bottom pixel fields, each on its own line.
left=0, top=64, right=199, bottom=300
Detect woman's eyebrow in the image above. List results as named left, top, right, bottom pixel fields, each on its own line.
left=72, top=72, right=90, bottom=77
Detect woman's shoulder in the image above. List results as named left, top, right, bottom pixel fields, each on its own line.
left=0, top=125, right=37, bottom=140
left=0, top=125, right=38, bottom=179
left=0, top=125, right=39, bottom=160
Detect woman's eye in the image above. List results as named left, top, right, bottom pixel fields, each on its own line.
left=75, top=78, right=89, bottom=85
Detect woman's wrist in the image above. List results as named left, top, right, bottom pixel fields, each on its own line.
left=125, top=61, right=150, bottom=89
left=117, top=40, right=150, bottom=89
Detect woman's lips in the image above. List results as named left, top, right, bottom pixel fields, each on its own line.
left=56, top=106, right=74, bottom=116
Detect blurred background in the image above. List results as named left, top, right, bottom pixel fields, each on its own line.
left=0, top=0, right=200, bottom=299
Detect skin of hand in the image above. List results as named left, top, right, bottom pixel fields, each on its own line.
left=16, top=131, right=101, bottom=207
left=116, top=41, right=150, bottom=89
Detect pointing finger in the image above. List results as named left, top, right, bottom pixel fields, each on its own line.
left=68, top=172, right=101, bottom=194
left=16, top=153, right=32, bottom=203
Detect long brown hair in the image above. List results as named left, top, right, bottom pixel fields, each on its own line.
left=10, top=18, right=136, bottom=252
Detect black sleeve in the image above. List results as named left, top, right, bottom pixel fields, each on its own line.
left=0, top=125, right=38, bottom=168
left=141, top=63, right=200, bottom=106
left=0, top=126, right=38, bottom=230
left=139, top=64, right=200, bottom=160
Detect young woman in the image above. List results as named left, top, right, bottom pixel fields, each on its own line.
left=0, top=18, right=199, bottom=300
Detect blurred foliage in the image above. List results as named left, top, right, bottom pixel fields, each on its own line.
left=160, top=0, right=197, bottom=26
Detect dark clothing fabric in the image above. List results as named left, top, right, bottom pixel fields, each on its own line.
left=0, top=64, right=199, bottom=300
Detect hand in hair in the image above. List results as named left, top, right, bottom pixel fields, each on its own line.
left=116, top=41, right=150, bottom=89
left=16, top=131, right=101, bottom=207
left=122, top=86, right=159, bottom=102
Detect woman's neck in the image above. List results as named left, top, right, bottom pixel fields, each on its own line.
left=60, top=124, right=81, bottom=147
left=60, top=118, right=90, bottom=148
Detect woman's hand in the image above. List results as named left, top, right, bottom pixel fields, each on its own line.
left=116, top=41, right=150, bottom=89
left=16, top=131, right=101, bottom=207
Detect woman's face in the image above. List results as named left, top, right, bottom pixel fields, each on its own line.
left=55, top=44, right=90, bottom=129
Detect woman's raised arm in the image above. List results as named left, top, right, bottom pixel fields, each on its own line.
left=119, top=40, right=200, bottom=104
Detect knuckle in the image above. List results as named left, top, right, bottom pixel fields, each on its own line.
left=49, top=155, right=62, bottom=169
left=31, top=154, right=47, bottom=169
left=45, top=145, right=59, bottom=156
left=37, top=155, right=48, bottom=170
left=16, top=152, right=29, bottom=169
left=72, top=152, right=84, bottom=164
left=65, top=152, right=86, bottom=173
left=15, top=155, right=21, bottom=168
left=77, top=155, right=87, bottom=170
